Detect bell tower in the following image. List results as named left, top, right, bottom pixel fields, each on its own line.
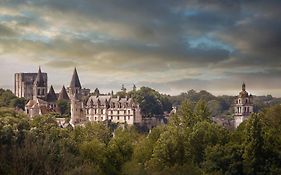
left=33, top=67, right=47, bottom=100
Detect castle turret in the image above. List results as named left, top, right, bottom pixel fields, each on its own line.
left=234, top=83, right=254, bottom=128
left=33, top=66, right=47, bottom=100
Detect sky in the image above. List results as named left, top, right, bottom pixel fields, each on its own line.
left=0, top=0, right=281, bottom=96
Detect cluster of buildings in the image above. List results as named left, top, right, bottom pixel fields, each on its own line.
left=15, top=67, right=142, bottom=126
left=14, top=67, right=254, bottom=128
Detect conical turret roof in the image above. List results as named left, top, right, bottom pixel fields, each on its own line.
left=34, top=66, right=45, bottom=87
left=47, top=85, right=57, bottom=102
left=58, top=86, right=70, bottom=100
left=70, top=67, right=82, bottom=89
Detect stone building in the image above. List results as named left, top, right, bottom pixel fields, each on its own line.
left=14, top=69, right=47, bottom=100
left=22, top=66, right=142, bottom=126
left=25, top=67, right=70, bottom=118
left=234, top=83, right=254, bottom=128
left=69, top=69, right=142, bottom=126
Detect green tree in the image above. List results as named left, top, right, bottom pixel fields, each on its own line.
left=243, top=114, right=266, bottom=175
left=57, top=99, right=70, bottom=116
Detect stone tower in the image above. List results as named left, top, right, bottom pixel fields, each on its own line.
left=70, top=93, right=83, bottom=126
left=33, top=67, right=47, bottom=100
left=69, top=67, right=82, bottom=98
left=234, top=83, right=253, bottom=128
left=69, top=68, right=84, bottom=126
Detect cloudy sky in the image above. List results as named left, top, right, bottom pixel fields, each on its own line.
left=0, top=0, right=281, bottom=96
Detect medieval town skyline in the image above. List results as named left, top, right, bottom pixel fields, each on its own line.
left=0, top=1, right=281, bottom=96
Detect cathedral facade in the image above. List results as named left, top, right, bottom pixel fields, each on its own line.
left=234, top=83, right=254, bottom=128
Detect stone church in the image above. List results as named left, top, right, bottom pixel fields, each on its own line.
left=16, top=67, right=142, bottom=126
left=234, top=83, right=254, bottom=128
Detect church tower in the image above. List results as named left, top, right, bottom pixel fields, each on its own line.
left=33, top=67, right=47, bottom=100
left=69, top=67, right=85, bottom=126
left=234, top=83, right=254, bottom=128
left=69, top=67, right=82, bottom=98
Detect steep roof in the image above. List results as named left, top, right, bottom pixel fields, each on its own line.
left=34, top=66, right=46, bottom=87
left=47, top=85, right=57, bottom=102
left=70, top=67, right=82, bottom=89
left=58, top=86, right=70, bottom=100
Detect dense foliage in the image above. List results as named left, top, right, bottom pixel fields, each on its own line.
left=0, top=100, right=281, bottom=175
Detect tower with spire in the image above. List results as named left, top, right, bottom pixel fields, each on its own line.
left=234, top=83, right=254, bottom=128
left=68, top=67, right=86, bottom=126
left=33, top=67, right=48, bottom=100
left=68, top=67, right=82, bottom=98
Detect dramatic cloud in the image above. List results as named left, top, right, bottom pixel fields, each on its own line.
left=0, top=0, right=280, bottom=96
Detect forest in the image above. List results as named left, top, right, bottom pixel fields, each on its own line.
left=0, top=88, right=281, bottom=174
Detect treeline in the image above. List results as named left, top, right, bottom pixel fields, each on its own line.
left=1, top=101, right=281, bottom=175
left=117, top=87, right=281, bottom=118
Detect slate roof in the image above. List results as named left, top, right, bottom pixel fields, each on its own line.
left=47, top=85, right=57, bottom=102
left=58, top=86, right=70, bottom=100
left=70, top=67, right=82, bottom=89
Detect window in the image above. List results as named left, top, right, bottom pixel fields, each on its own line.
left=117, top=110, right=119, bottom=115
left=95, top=109, right=97, bottom=114
left=37, top=89, right=40, bottom=95
left=124, top=110, right=126, bottom=114
left=111, top=110, right=113, bottom=114
left=124, top=116, right=126, bottom=121
left=111, top=116, right=113, bottom=120
left=128, top=110, right=130, bottom=114
left=128, top=116, right=130, bottom=120
left=101, top=117, right=103, bottom=120
left=95, top=117, right=97, bottom=120
left=101, top=109, right=103, bottom=114
left=117, top=116, right=119, bottom=120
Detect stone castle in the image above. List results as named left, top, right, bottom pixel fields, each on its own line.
left=14, top=67, right=253, bottom=128
left=15, top=67, right=142, bottom=126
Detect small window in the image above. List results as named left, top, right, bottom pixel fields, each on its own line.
left=124, top=110, right=126, bottom=114
left=101, top=117, right=103, bottom=120
left=117, top=116, right=119, bottom=120
left=128, top=110, right=130, bottom=114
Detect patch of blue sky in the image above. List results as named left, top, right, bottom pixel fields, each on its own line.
left=20, top=34, right=50, bottom=43
left=186, top=36, right=234, bottom=52
left=183, top=10, right=199, bottom=17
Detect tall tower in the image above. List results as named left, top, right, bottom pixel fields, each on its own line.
left=33, top=67, right=47, bottom=100
left=234, top=83, right=254, bottom=128
left=70, top=93, right=83, bottom=126
left=69, top=67, right=82, bottom=98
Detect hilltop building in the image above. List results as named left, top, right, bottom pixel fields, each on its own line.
left=19, top=67, right=142, bottom=126
left=14, top=70, right=47, bottom=100
left=24, top=67, right=73, bottom=117
left=234, top=83, right=254, bottom=128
